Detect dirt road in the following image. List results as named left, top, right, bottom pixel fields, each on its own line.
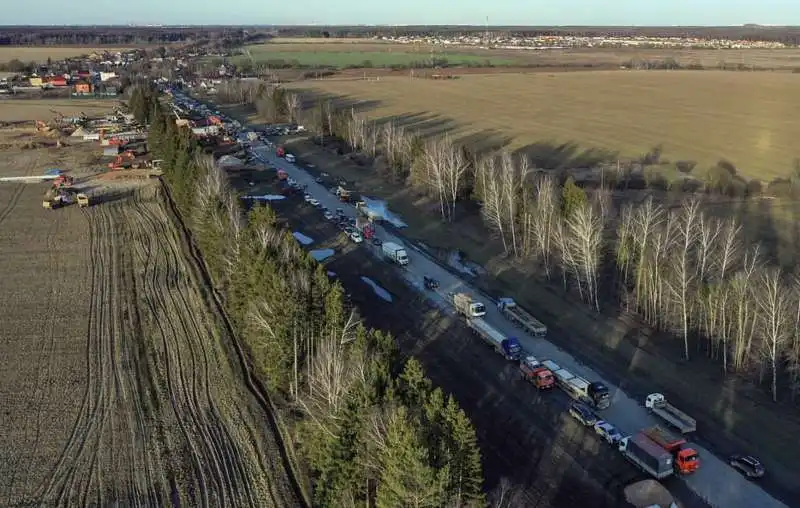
left=0, top=183, right=299, bottom=506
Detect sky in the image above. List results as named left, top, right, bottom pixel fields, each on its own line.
left=2, top=0, right=799, bottom=27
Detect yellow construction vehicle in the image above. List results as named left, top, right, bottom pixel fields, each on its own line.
left=77, top=193, right=90, bottom=208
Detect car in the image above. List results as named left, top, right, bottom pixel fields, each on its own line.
left=350, top=231, right=364, bottom=243
left=729, top=454, right=765, bottom=479
left=593, top=421, right=623, bottom=444
left=423, top=276, right=439, bottom=290
left=315, top=177, right=324, bottom=184
left=569, top=403, right=598, bottom=427
left=336, top=208, right=345, bottom=217
left=303, top=194, right=313, bottom=202
left=309, top=198, right=321, bottom=207
left=372, top=237, right=383, bottom=246
left=324, top=211, right=335, bottom=220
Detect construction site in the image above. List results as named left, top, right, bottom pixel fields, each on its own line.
left=0, top=103, right=299, bottom=506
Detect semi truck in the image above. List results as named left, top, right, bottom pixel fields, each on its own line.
left=645, top=393, right=696, bottom=434
left=497, top=297, right=547, bottom=337
left=618, top=433, right=675, bottom=480
left=451, top=292, right=486, bottom=318
left=519, top=355, right=555, bottom=389
left=642, top=426, right=700, bottom=474
left=467, top=317, right=521, bottom=361
left=382, top=242, right=409, bottom=266
left=543, top=360, right=611, bottom=409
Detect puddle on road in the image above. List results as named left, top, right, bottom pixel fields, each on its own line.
left=310, top=248, right=335, bottom=261
left=242, top=194, right=286, bottom=201
left=292, top=232, right=314, bottom=245
left=360, top=276, right=393, bottom=302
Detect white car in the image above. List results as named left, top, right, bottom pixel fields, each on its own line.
left=349, top=231, right=363, bottom=243
left=324, top=210, right=335, bottom=220
left=593, top=421, right=623, bottom=445
left=308, top=198, right=321, bottom=207
left=304, top=194, right=313, bottom=202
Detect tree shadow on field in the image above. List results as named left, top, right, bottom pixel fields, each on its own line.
left=455, top=129, right=514, bottom=158
left=292, top=89, right=384, bottom=115
left=373, top=111, right=460, bottom=140
left=514, top=140, right=619, bottom=171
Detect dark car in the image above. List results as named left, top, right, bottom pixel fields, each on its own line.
left=729, top=454, right=765, bottom=479
left=423, top=276, right=439, bottom=290
left=569, top=402, right=598, bottom=427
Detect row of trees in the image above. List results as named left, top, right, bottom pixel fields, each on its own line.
left=263, top=91, right=800, bottom=403
left=144, top=87, right=486, bottom=506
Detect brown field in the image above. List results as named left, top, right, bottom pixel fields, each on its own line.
left=0, top=99, right=120, bottom=124
left=0, top=47, right=136, bottom=63
left=290, top=70, right=800, bottom=181
left=0, top=124, right=299, bottom=505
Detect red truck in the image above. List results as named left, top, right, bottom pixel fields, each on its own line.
left=276, top=145, right=286, bottom=157
left=519, top=355, right=555, bottom=390
left=643, top=426, right=700, bottom=474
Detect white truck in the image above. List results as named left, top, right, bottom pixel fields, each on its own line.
left=644, top=393, right=696, bottom=434
left=497, top=297, right=547, bottom=337
left=451, top=292, right=486, bottom=318
left=381, top=242, right=409, bottom=266
left=543, top=360, right=611, bottom=410
left=466, top=317, right=522, bottom=361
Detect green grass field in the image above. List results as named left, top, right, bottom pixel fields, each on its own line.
left=238, top=43, right=516, bottom=68
left=289, top=70, right=800, bottom=181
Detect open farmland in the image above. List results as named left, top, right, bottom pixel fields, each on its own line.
left=0, top=99, right=119, bottom=124
left=0, top=126, right=299, bottom=505
left=0, top=47, right=136, bottom=63
left=290, top=70, right=800, bottom=180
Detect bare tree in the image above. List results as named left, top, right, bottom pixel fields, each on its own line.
left=757, top=268, right=792, bottom=402
left=441, top=140, right=472, bottom=222
left=731, top=246, right=762, bottom=372
left=421, top=135, right=471, bottom=222
left=500, top=153, right=529, bottom=257
left=476, top=156, right=507, bottom=251
left=488, top=477, right=526, bottom=508
left=284, top=92, right=300, bottom=124
left=667, top=199, right=701, bottom=360
left=564, top=200, right=605, bottom=310
left=631, top=198, right=665, bottom=315
left=531, top=175, right=557, bottom=278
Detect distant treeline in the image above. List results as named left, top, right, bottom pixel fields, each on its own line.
left=0, top=26, right=261, bottom=47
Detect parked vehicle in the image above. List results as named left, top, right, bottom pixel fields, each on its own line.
left=355, top=216, right=375, bottom=239
left=276, top=146, right=285, bottom=157
left=423, top=276, right=439, bottom=290
left=644, top=393, right=696, bottom=434
left=324, top=210, right=335, bottom=220
left=518, top=355, right=555, bottom=389
left=451, top=292, right=486, bottom=318
left=569, top=402, right=598, bottom=426
left=594, top=421, right=623, bottom=445
left=729, top=454, right=765, bottom=479
left=497, top=297, right=547, bottom=337
left=543, top=360, right=611, bottom=409
left=642, top=426, right=700, bottom=474
left=382, top=241, right=409, bottom=266
left=349, top=231, right=363, bottom=243
left=308, top=198, right=321, bottom=207
left=285, top=154, right=296, bottom=163
left=466, top=317, right=521, bottom=361
left=618, top=433, right=675, bottom=480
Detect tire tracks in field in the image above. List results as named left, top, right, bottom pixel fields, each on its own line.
left=129, top=189, right=259, bottom=507
left=0, top=182, right=26, bottom=226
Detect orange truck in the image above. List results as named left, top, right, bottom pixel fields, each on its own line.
left=519, top=355, right=555, bottom=390
left=643, top=426, right=700, bottom=474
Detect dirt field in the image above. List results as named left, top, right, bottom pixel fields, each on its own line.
left=0, top=99, right=119, bottom=124
left=0, top=126, right=300, bottom=505
left=0, top=47, right=134, bottom=63
left=289, top=71, right=800, bottom=181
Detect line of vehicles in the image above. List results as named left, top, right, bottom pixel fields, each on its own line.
left=165, top=87, right=771, bottom=501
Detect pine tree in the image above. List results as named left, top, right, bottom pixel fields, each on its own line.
left=561, top=176, right=587, bottom=219
left=398, top=358, right=431, bottom=409
left=443, top=395, right=485, bottom=507
left=377, top=406, right=448, bottom=508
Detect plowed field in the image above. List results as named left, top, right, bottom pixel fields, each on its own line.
left=0, top=182, right=299, bottom=507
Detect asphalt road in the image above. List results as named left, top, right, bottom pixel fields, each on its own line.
left=251, top=144, right=788, bottom=508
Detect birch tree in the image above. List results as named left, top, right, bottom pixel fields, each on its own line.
left=285, top=92, right=300, bottom=123
left=564, top=201, right=605, bottom=310
left=731, top=246, right=762, bottom=371
left=531, top=175, right=558, bottom=278
left=667, top=199, right=701, bottom=360
left=757, top=268, right=791, bottom=402
left=477, top=156, right=507, bottom=252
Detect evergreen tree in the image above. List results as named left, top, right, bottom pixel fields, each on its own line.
left=561, top=176, right=587, bottom=219
left=398, top=357, right=431, bottom=409
left=443, top=395, right=485, bottom=506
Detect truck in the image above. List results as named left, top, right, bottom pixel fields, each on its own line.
left=497, top=297, right=547, bottom=337
left=642, top=426, right=700, bottom=474
left=355, top=216, right=375, bottom=240
left=519, top=355, right=555, bottom=389
left=276, top=145, right=285, bottom=157
left=467, top=317, right=521, bottom=361
left=382, top=242, right=409, bottom=266
left=645, top=393, right=696, bottom=434
left=451, top=292, right=486, bottom=318
left=618, top=433, right=675, bottom=480
left=544, top=360, right=611, bottom=409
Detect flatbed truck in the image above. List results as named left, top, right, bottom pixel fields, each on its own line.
left=466, top=317, right=521, bottom=361
left=497, top=297, right=547, bottom=337
left=543, top=360, right=611, bottom=409
left=451, top=292, right=486, bottom=318
left=519, top=355, right=555, bottom=389
left=645, top=393, right=696, bottom=434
